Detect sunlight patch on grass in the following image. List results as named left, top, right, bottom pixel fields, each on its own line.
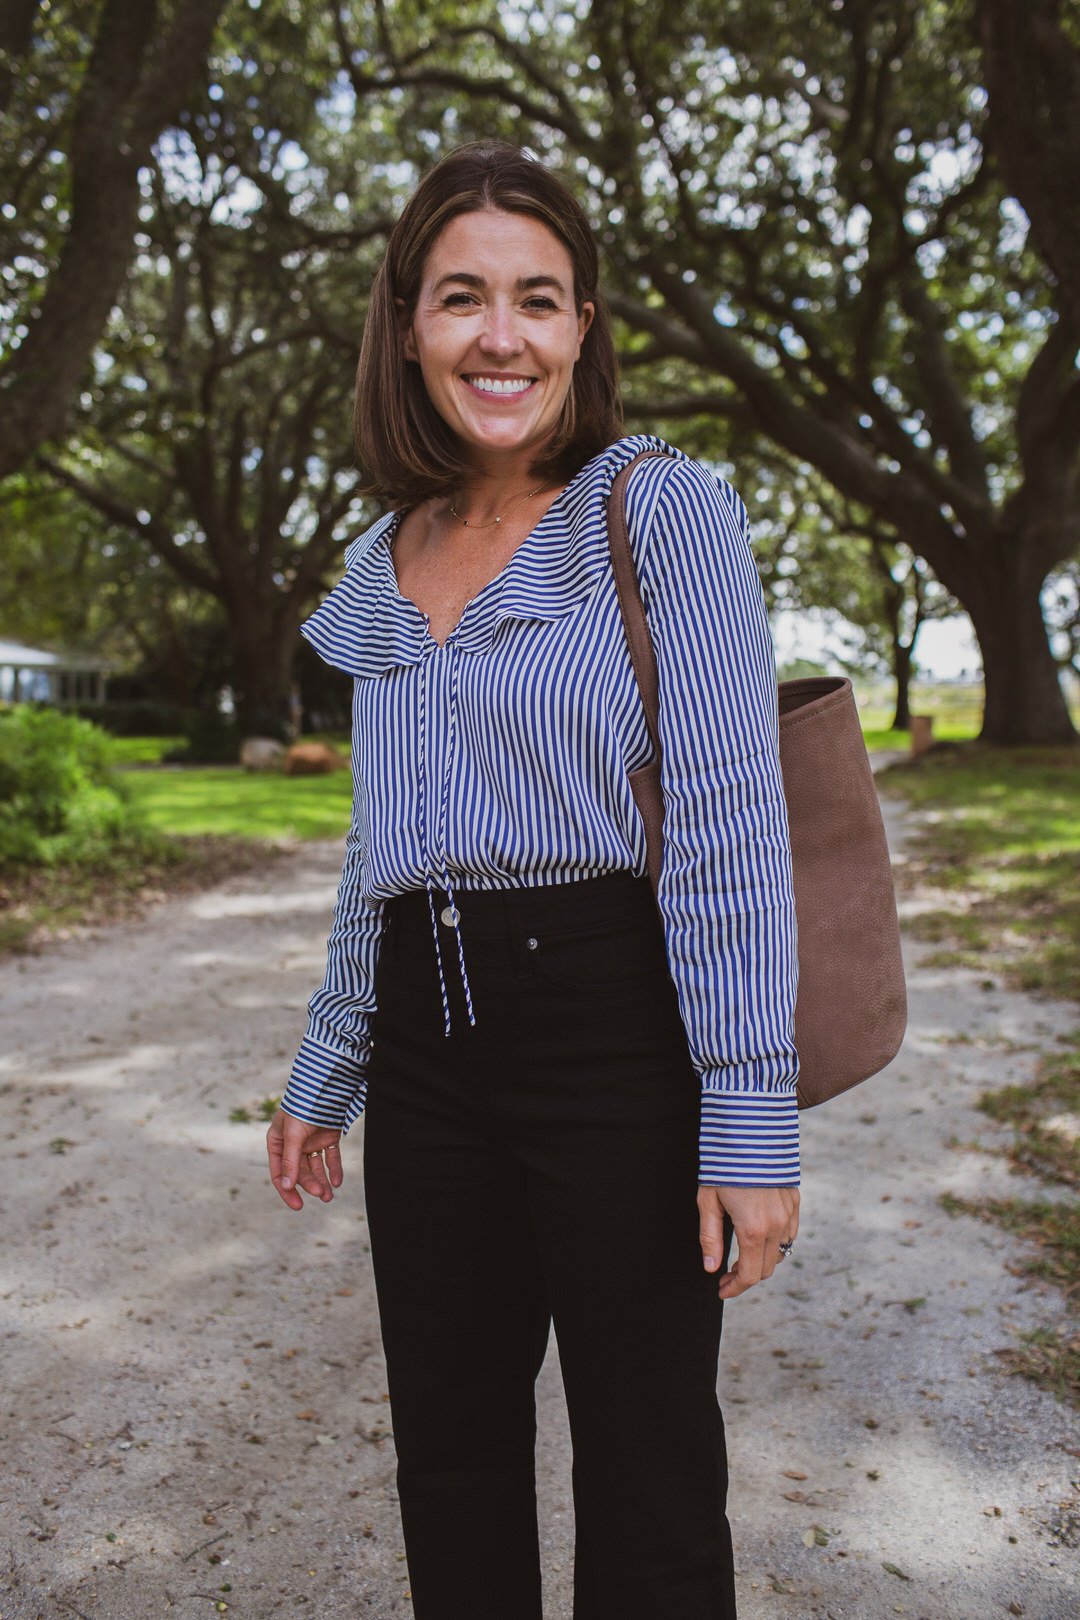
left=122, top=765, right=353, bottom=841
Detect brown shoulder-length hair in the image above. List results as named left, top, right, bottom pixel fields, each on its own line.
left=354, top=141, right=623, bottom=504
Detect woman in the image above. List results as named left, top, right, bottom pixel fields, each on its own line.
left=266, top=140, right=800, bottom=1620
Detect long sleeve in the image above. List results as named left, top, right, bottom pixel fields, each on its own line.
left=280, top=752, right=386, bottom=1135
left=634, top=457, right=800, bottom=1186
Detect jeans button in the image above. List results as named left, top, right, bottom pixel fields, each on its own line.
left=525, top=936, right=538, bottom=950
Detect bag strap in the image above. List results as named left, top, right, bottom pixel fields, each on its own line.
left=606, top=449, right=673, bottom=767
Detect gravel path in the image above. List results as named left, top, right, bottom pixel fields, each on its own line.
left=2, top=771, right=1077, bottom=1620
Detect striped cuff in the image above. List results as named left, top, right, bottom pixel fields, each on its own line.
left=280, top=1033, right=369, bottom=1136
left=698, top=1085, right=800, bottom=1186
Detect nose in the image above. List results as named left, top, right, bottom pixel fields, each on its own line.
left=478, top=300, right=524, bottom=359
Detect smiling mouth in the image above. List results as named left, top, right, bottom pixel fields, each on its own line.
left=461, top=374, right=538, bottom=396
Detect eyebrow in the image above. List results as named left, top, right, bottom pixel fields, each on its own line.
left=431, top=272, right=568, bottom=296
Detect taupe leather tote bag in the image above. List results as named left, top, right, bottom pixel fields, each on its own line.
left=608, top=451, right=907, bottom=1109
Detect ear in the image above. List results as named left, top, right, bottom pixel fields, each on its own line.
left=575, top=299, right=595, bottom=356
left=394, top=296, right=418, bottom=363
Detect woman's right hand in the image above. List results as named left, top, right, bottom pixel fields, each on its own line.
left=265, top=1109, right=344, bottom=1211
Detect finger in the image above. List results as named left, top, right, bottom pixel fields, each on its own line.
left=698, top=1196, right=726, bottom=1274
left=718, top=1228, right=767, bottom=1298
left=299, top=1152, right=334, bottom=1203
left=279, top=1122, right=309, bottom=1192
left=266, top=1132, right=302, bottom=1210
left=323, top=1143, right=343, bottom=1188
left=323, top=1141, right=344, bottom=1189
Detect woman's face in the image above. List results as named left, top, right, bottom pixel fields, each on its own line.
left=399, top=208, right=595, bottom=470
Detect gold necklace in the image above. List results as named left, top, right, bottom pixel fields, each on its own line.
left=448, top=482, right=547, bottom=529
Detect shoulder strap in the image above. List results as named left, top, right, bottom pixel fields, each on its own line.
left=606, top=449, right=672, bottom=769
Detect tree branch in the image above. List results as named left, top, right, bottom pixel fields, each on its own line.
left=37, top=452, right=220, bottom=596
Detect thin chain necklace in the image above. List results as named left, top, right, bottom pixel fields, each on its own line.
left=448, top=481, right=547, bottom=529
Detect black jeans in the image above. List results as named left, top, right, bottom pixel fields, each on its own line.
left=362, top=870, right=737, bottom=1620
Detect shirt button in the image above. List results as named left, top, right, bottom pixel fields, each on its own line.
left=440, top=905, right=460, bottom=927
left=525, top=936, right=538, bottom=950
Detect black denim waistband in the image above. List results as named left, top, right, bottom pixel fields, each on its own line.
left=383, top=868, right=656, bottom=941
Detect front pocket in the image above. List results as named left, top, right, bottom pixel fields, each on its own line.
left=527, top=912, right=670, bottom=995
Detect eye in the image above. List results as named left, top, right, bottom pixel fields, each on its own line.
left=442, top=292, right=477, bottom=307
left=523, top=296, right=558, bottom=311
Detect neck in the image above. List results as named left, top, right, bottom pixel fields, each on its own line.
left=450, top=457, right=551, bottom=525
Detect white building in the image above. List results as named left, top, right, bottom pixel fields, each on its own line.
left=0, top=639, right=110, bottom=707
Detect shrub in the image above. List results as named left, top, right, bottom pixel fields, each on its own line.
left=0, top=706, right=163, bottom=867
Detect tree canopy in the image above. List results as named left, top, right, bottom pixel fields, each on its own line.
left=3, top=0, right=1078, bottom=745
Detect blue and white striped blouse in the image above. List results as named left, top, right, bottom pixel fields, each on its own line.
left=281, top=432, right=800, bottom=1186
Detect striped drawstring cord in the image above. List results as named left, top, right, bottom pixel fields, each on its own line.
left=417, top=651, right=452, bottom=1036
left=436, top=649, right=476, bottom=1029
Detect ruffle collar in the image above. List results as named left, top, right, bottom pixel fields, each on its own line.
left=300, top=433, right=685, bottom=679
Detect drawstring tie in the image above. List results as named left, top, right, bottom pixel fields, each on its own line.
left=417, top=644, right=476, bottom=1037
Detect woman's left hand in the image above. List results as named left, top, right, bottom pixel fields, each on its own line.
left=697, top=1184, right=800, bottom=1299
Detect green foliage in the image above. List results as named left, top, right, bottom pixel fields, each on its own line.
left=229, top=1095, right=281, bottom=1125
left=7, top=0, right=1078, bottom=740
left=0, top=706, right=160, bottom=867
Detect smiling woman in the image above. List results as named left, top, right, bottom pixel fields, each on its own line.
left=398, top=219, right=593, bottom=478
left=264, top=141, right=801, bottom=1620
left=353, top=144, right=621, bottom=506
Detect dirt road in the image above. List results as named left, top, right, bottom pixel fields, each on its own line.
left=2, top=780, right=1077, bottom=1619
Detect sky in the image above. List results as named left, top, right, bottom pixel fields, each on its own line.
left=771, top=607, right=984, bottom=683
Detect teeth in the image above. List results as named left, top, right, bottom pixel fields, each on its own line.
left=466, top=375, right=534, bottom=395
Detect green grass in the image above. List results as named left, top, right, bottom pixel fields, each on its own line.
left=880, top=739, right=1080, bottom=1406
left=977, top=1048, right=1080, bottom=1188
left=121, top=760, right=353, bottom=841
left=858, top=684, right=985, bottom=751
left=0, top=733, right=353, bottom=954
left=939, top=1192, right=1080, bottom=1406
left=877, top=744, right=1080, bottom=1001
left=861, top=720, right=980, bottom=751
left=105, top=735, right=186, bottom=765
left=940, top=1187, right=1079, bottom=1293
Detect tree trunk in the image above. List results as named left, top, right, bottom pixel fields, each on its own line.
left=230, top=606, right=297, bottom=741
left=892, top=638, right=913, bottom=732
left=964, top=567, right=1078, bottom=746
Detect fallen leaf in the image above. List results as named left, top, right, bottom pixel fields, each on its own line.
left=783, top=1469, right=808, bottom=1480
left=882, top=1561, right=911, bottom=1580
left=782, top=1490, right=806, bottom=1503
